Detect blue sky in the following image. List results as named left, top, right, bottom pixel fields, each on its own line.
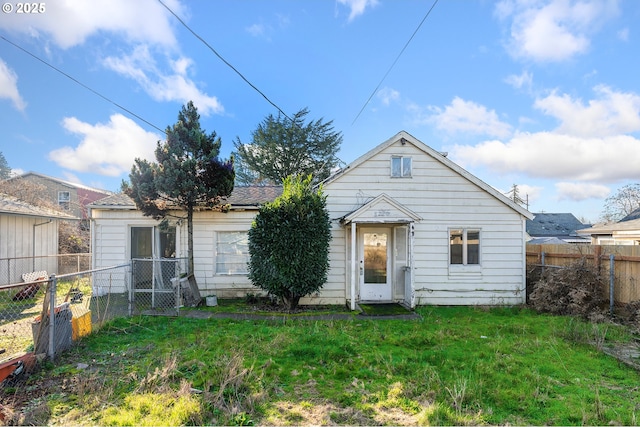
left=1, top=0, right=639, bottom=223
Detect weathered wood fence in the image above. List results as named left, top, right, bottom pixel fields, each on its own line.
left=527, top=244, right=640, bottom=309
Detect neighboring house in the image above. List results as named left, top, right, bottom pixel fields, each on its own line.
left=4, top=172, right=112, bottom=220
left=526, top=213, right=591, bottom=244
left=0, top=193, right=78, bottom=285
left=89, top=131, right=533, bottom=308
left=578, top=208, right=640, bottom=245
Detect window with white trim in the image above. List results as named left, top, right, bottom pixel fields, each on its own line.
left=391, top=156, right=412, bottom=177
left=58, top=191, right=70, bottom=210
left=216, top=231, right=249, bottom=274
left=449, top=229, right=480, bottom=265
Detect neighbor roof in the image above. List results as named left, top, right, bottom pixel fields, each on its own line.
left=0, top=193, right=78, bottom=220
left=6, top=171, right=112, bottom=195
left=526, top=213, right=590, bottom=237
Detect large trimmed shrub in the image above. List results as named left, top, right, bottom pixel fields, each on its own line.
left=248, top=175, right=331, bottom=309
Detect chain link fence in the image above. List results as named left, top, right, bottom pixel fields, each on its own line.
left=0, top=264, right=130, bottom=366
left=0, top=254, right=91, bottom=286
left=130, top=258, right=191, bottom=316
left=1, top=257, right=195, bottom=384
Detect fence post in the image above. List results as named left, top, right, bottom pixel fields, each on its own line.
left=48, top=274, right=57, bottom=360
left=541, top=252, right=545, bottom=276
left=129, top=261, right=134, bottom=316
left=610, top=254, right=615, bottom=317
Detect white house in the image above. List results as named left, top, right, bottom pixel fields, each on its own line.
left=89, top=131, right=532, bottom=307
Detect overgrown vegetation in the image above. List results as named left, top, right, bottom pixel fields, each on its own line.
left=528, top=259, right=608, bottom=320
left=2, top=306, right=639, bottom=426
left=248, top=175, right=331, bottom=310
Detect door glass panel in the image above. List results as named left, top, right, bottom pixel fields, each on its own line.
left=159, top=227, right=176, bottom=258
left=131, top=227, right=152, bottom=258
left=364, top=232, right=387, bottom=284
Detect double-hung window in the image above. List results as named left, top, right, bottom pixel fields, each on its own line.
left=391, top=156, right=412, bottom=177
left=58, top=191, right=70, bottom=210
left=216, top=231, right=249, bottom=274
left=449, top=229, right=480, bottom=265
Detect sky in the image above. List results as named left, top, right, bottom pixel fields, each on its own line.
left=1, top=0, right=639, bottom=223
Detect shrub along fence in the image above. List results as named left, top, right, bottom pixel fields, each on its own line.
left=527, top=244, right=640, bottom=315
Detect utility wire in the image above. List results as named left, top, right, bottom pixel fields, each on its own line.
left=0, top=35, right=167, bottom=135
left=157, top=0, right=293, bottom=123
left=351, top=0, right=439, bottom=125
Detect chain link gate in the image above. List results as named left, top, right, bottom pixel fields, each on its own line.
left=131, top=258, right=189, bottom=315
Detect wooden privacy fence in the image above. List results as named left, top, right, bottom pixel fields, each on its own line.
left=527, top=244, right=640, bottom=308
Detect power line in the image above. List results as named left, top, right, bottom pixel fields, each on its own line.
left=0, top=35, right=167, bottom=135
left=157, top=0, right=293, bottom=123
left=352, top=0, right=440, bottom=126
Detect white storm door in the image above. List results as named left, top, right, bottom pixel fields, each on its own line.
left=360, top=228, right=392, bottom=301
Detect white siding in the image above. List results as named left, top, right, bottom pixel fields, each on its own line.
left=0, top=213, right=58, bottom=284
left=91, top=207, right=260, bottom=297
left=324, top=137, right=527, bottom=306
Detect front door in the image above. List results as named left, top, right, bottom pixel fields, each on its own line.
left=360, top=228, right=392, bottom=301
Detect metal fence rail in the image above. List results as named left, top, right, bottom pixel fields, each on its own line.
left=131, top=258, right=189, bottom=316
left=1, top=257, right=192, bottom=385
left=0, top=253, right=91, bottom=286
left=0, top=264, right=129, bottom=368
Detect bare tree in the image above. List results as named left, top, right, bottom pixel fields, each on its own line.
left=600, top=183, right=640, bottom=223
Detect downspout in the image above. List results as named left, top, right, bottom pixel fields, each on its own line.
left=33, top=219, right=53, bottom=271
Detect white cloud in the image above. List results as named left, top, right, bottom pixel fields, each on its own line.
left=0, top=0, right=182, bottom=49
left=0, top=59, right=26, bottom=111
left=534, top=85, right=640, bottom=137
left=425, top=97, right=513, bottom=139
left=505, top=70, right=533, bottom=92
left=49, top=114, right=160, bottom=176
left=246, top=23, right=267, bottom=38
left=103, top=46, right=224, bottom=116
left=451, top=132, right=640, bottom=183
left=496, top=0, right=619, bottom=62
left=377, top=87, right=400, bottom=106
left=617, top=27, right=629, bottom=41
left=336, top=0, right=379, bottom=22
left=555, top=182, right=610, bottom=201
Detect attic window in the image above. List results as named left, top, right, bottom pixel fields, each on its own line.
left=391, top=156, right=411, bottom=178
left=58, top=191, right=70, bottom=210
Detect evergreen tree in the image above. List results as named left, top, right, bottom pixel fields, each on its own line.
left=0, top=151, right=11, bottom=180
left=124, top=101, right=235, bottom=274
left=248, top=175, right=331, bottom=309
left=233, top=108, right=342, bottom=185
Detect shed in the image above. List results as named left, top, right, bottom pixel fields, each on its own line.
left=0, top=193, right=77, bottom=284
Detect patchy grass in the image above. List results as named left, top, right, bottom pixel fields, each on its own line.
left=359, top=303, right=413, bottom=316
left=2, top=306, right=640, bottom=426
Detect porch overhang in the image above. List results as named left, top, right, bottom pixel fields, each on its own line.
left=342, top=194, right=419, bottom=311
left=339, top=193, right=422, bottom=225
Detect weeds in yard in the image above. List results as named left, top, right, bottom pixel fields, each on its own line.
left=3, top=306, right=640, bottom=426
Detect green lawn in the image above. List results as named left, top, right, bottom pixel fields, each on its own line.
left=2, top=305, right=639, bottom=426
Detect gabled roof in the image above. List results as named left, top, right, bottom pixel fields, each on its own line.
left=341, top=193, right=422, bottom=224
left=323, top=131, right=533, bottom=219
left=5, top=171, right=112, bottom=195
left=620, top=207, right=640, bottom=222
left=526, top=213, right=590, bottom=237
left=0, top=193, right=78, bottom=220
left=578, top=217, right=640, bottom=235
left=89, top=186, right=283, bottom=210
